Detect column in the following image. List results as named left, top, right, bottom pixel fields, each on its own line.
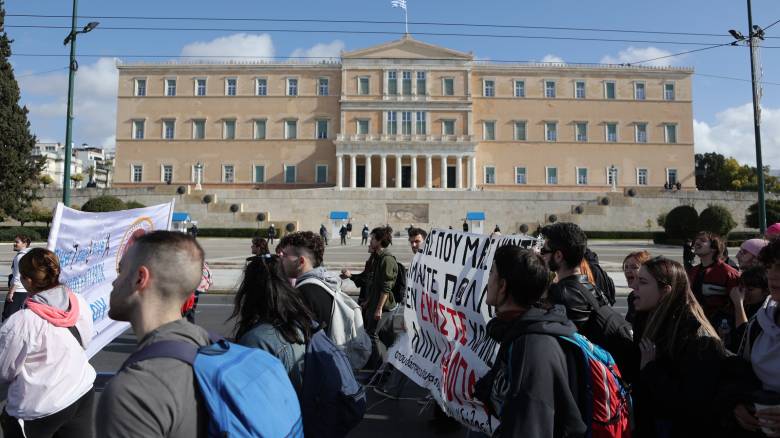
left=425, top=155, right=433, bottom=189
left=350, top=154, right=357, bottom=189
left=380, top=154, right=387, bottom=189
left=336, top=154, right=343, bottom=190
left=365, top=155, right=372, bottom=189
left=469, top=155, right=477, bottom=190
left=456, top=155, right=463, bottom=189
left=440, top=155, right=448, bottom=189
left=395, top=155, right=402, bottom=188
left=410, top=155, right=418, bottom=189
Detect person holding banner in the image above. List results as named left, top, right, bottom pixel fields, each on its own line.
left=0, top=248, right=96, bottom=438
left=3, top=234, right=32, bottom=321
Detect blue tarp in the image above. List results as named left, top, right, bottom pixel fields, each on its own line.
left=172, top=212, right=191, bottom=222
left=466, top=211, right=485, bottom=221
left=330, top=211, right=349, bottom=220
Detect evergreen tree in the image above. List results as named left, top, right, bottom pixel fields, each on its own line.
left=0, top=3, right=44, bottom=218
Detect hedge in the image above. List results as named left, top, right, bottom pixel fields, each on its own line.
left=698, top=204, right=737, bottom=237
left=584, top=231, right=657, bottom=240
left=0, top=226, right=46, bottom=242
left=196, top=228, right=268, bottom=238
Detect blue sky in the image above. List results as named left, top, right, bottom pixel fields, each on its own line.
left=6, top=0, right=780, bottom=168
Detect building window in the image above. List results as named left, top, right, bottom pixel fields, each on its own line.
left=284, top=165, right=296, bottom=184
left=607, top=167, right=620, bottom=185
left=442, top=120, right=455, bottom=136
left=133, top=120, right=145, bottom=140
left=358, top=77, right=369, bottom=95
left=163, top=119, right=175, bottom=140
left=484, top=166, right=496, bottom=184
left=637, top=168, right=648, bottom=185
left=545, top=80, right=556, bottom=98
left=402, top=71, right=412, bottom=95
left=546, top=167, right=558, bottom=185
left=195, top=78, right=207, bottom=96
left=514, top=121, right=527, bottom=141
left=223, top=120, right=236, bottom=140
left=665, top=124, right=677, bottom=144
left=285, top=120, right=298, bottom=139
left=387, top=111, right=398, bottom=135
left=254, top=119, right=266, bottom=140
left=318, top=78, right=329, bottom=96
left=193, top=119, right=205, bottom=139
left=634, top=82, right=646, bottom=100
left=134, top=79, right=146, bottom=97
left=664, top=83, right=675, bottom=101
left=256, top=78, right=267, bottom=96
left=254, top=165, right=265, bottom=183
left=226, top=78, right=237, bottom=96
left=316, top=119, right=328, bottom=139
left=483, top=80, right=495, bottom=97
left=635, top=123, right=648, bottom=143
left=287, top=78, right=298, bottom=96
left=514, top=80, right=525, bottom=98
left=606, top=123, right=618, bottom=142
left=483, top=121, right=496, bottom=141
left=443, top=77, right=454, bottom=96
left=223, top=165, right=235, bottom=183
left=132, top=165, right=143, bottom=183
left=416, top=71, right=427, bottom=95
left=575, top=81, right=586, bottom=99
left=388, top=71, right=398, bottom=95
left=515, top=167, right=527, bottom=184
left=575, top=122, right=588, bottom=142
left=162, top=165, right=173, bottom=183
left=604, top=81, right=616, bottom=99
left=577, top=167, right=588, bottom=185
left=316, top=165, right=328, bottom=184
left=667, top=168, right=678, bottom=185
left=165, top=79, right=176, bottom=96
left=357, top=119, right=369, bottom=135
left=401, top=111, right=412, bottom=135
left=415, top=111, right=427, bottom=135
left=545, top=122, right=557, bottom=142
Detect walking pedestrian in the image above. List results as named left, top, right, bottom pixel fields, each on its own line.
left=268, top=224, right=277, bottom=246
left=277, top=231, right=333, bottom=331
left=339, top=225, right=348, bottom=246
left=319, top=224, right=328, bottom=246
left=346, top=220, right=353, bottom=240
left=462, top=221, right=469, bottom=232
left=361, top=224, right=369, bottom=246
left=0, top=248, right=96, bottom=438
left=3, top=234, right=32, bottom=321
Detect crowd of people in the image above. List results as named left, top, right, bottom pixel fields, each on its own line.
left=0, top=219, right=779, bottom=437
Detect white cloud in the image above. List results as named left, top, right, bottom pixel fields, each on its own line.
left=180, top=33, right=275, bottom=61
left=289, top=40, right=345, bottom=61
left=600, top=46, right=677, bottom=67
left=540, top=54, right=564, bottom=64
left=694, top=103, right=780, bottom=170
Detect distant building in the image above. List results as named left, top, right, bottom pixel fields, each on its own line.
left=75, top=145, right=114, bottom=188
left=33, top=142, right=85, bottom=189
left=33, top=143, right=114, bottom=189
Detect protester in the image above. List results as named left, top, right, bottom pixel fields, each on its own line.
left=728, top=266, right=770, bottom=352
left=268, top=223, right=277, bottom=245
left=278, top=231, right=334, bottom=330
left=361, top=224, right=370, bottom=246
left=230, top=254, right=313, bottom=397
left=683, top=238, right=696, bottom=270
left=180, top=263, right=212, bottom=323
left=250, top=236, right=270, bottom=257
left=767, top=223, right=780, bottom=238
left=623, top=250, right=652, bottom=324
left=474, top=245, right=586, bottom=437
left=339, top=225, right=348, bottom=246
left=0, top=248, right=96, bottom=438
left=633, top=256, right=728, bottom=437
left=737, top=239, right=769, bottom=271
left=96, top=231, right=211, bottom=437
left=687, top=231, right=741, bottom=330
left=3, top=234, right=32, bottom=321
left=319, top=224, right=328, bottom=246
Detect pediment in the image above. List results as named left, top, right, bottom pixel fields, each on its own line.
left=343, top=35, right=472, bottom=60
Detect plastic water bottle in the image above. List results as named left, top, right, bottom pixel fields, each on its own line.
left=718, top=319, right=731, bottom=341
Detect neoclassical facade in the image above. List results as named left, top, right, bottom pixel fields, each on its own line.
left=114, top=35, right=694, bottom=190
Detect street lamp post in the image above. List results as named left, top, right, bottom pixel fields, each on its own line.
left=195, top=162, right=203, bottom=190
left=61, top=0, right=98, bottom=205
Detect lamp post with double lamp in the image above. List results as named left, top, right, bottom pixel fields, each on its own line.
left=62, top=0, right=98, bottom=205
left=195, top=162, right=203, bottom=191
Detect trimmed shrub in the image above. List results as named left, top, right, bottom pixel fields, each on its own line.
left=745, top=200, right=780, bottom=229
left=203, top=195, right=213, bottom=204
left=125, top=201, right=146, bottom=209
left=285, top=223, right=296, bottom=232
left=574, top=205, right=584, bottom=214
left=229, top=204, right=240, bottom=213
left=657, top=212, right=667, bottom=228
left=698, top=204, right=737, bottom=237
left=176, top=186, right=187, bottom=195
left=663, top=205, right=698, bottom=239
left=519, top=224, right=529, bottom=234
left=627, top=188, right=637, bottom=197
left=600, top=197, right=610, bottom=206
left=197, top=228, right=268, bottom=238
left=0, top=226, right=43, bottom=242
left=585, top=231, right=657, bottom=240
left=81, top=196, right=126, bottom=212
left=256, top=213, right=267, bottom=222
left=548, top=214, right=558, bottom=223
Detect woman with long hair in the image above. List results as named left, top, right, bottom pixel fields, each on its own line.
left=229, top=254, right=314, bottom=395
left=0, top=248, right=96, bottom=438
left=623, top=250, right=651, bottom=324
left=633, top=256, right=728, bottom=438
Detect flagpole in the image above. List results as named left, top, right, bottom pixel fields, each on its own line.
left=405, top=7, right=408, bottom=34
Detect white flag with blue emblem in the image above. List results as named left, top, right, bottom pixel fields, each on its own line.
left=391, top=0, right=406, bottom=10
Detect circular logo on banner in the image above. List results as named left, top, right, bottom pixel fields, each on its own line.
left=115, top=216, right=155, bottom=272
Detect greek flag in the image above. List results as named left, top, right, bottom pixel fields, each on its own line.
left=391, top=0, right=406, bottom=10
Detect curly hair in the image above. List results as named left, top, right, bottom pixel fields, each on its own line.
left=370, top=226, right=393, bottom=248
left=759, top=236, right=780, bottom=268
left=277, top=231, right=325, bottom=267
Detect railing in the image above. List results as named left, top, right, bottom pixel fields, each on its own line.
left=336, top=134, right=473, bottom=142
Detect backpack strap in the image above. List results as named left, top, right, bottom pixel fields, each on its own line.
left=120, top=340, right=199, bottom=372
left=297, top=277, right=338, bottom=299
left=67, top=325, right=83, bottom=348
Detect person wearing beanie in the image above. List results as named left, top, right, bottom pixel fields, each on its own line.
left=767, top=222, right=780, bottom=238
left=736, top=238, right=769, bottom=270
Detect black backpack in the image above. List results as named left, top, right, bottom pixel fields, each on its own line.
left=391, top=257, right=407, bottom=305
left=576, top=278, right=634, bottom=371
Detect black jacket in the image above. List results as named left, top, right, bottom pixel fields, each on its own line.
left=474, top=306, right=587, bottom=438
left=584, top=249, right=616, bottom=306
left=547, top=275, right=606, bottom=331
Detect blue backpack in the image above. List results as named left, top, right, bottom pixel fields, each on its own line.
left=301, top=327, right=366, bottom=437
left=121, top=336, right=303, bottom=438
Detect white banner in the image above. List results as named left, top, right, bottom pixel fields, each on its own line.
left=47, top=201, right=175, bottom=358
left=388, top=229, right=541, bottom=434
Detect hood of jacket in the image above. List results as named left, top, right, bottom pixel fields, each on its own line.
left=487, top=304, right=577, bottom=344
left=296, top=267, right=340, bottom=294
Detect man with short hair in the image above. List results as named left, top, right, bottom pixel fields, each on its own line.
left=3, top=234, right=32, bottom=321
left=278, top=231, right=334, bottom=330
left=97, top=231, right=210, bottom=438
left=250, top=236, right=269, bottom=257
left=407, top=227, right=427, bottom=254
left=687, top=231, right=740, bottom=327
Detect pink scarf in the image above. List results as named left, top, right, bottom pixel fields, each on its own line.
left=25, top=290, right=80, bottom=327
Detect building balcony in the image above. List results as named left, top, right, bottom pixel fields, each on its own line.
left=336, top=133, right=474, bottom=143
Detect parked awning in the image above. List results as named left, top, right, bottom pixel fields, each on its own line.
left=466, top=211, right=485, bottom=221
left=329, top=211, right=349, bottom=220
left=172, top=212, right=191, bottom=222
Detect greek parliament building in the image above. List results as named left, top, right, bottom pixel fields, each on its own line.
left=114, top=35, right=694, bottom=191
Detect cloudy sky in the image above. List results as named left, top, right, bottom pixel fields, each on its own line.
left=6, top=0, right=780, bottom=169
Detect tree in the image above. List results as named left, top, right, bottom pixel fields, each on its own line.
left=0, top=5, right=44, bottom=219
left=70, top=173, right=84, bottom=188
left=39, top=174, right=54, bottom=188
left=81, top=196, right=126, bottom=212
left=124, top=200, right=145, bottom=209
left=695, top=153, right=780, bottom=193
left=663, top=205, right=699, bottom=239
left=698, top=204, right=737, bottom=237
left=746, top=200, right=780, bottom=229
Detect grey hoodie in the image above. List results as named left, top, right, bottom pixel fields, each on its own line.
left=752, top=298, right=780, bottom=393
left=296, top=267, right=340, bottom=330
